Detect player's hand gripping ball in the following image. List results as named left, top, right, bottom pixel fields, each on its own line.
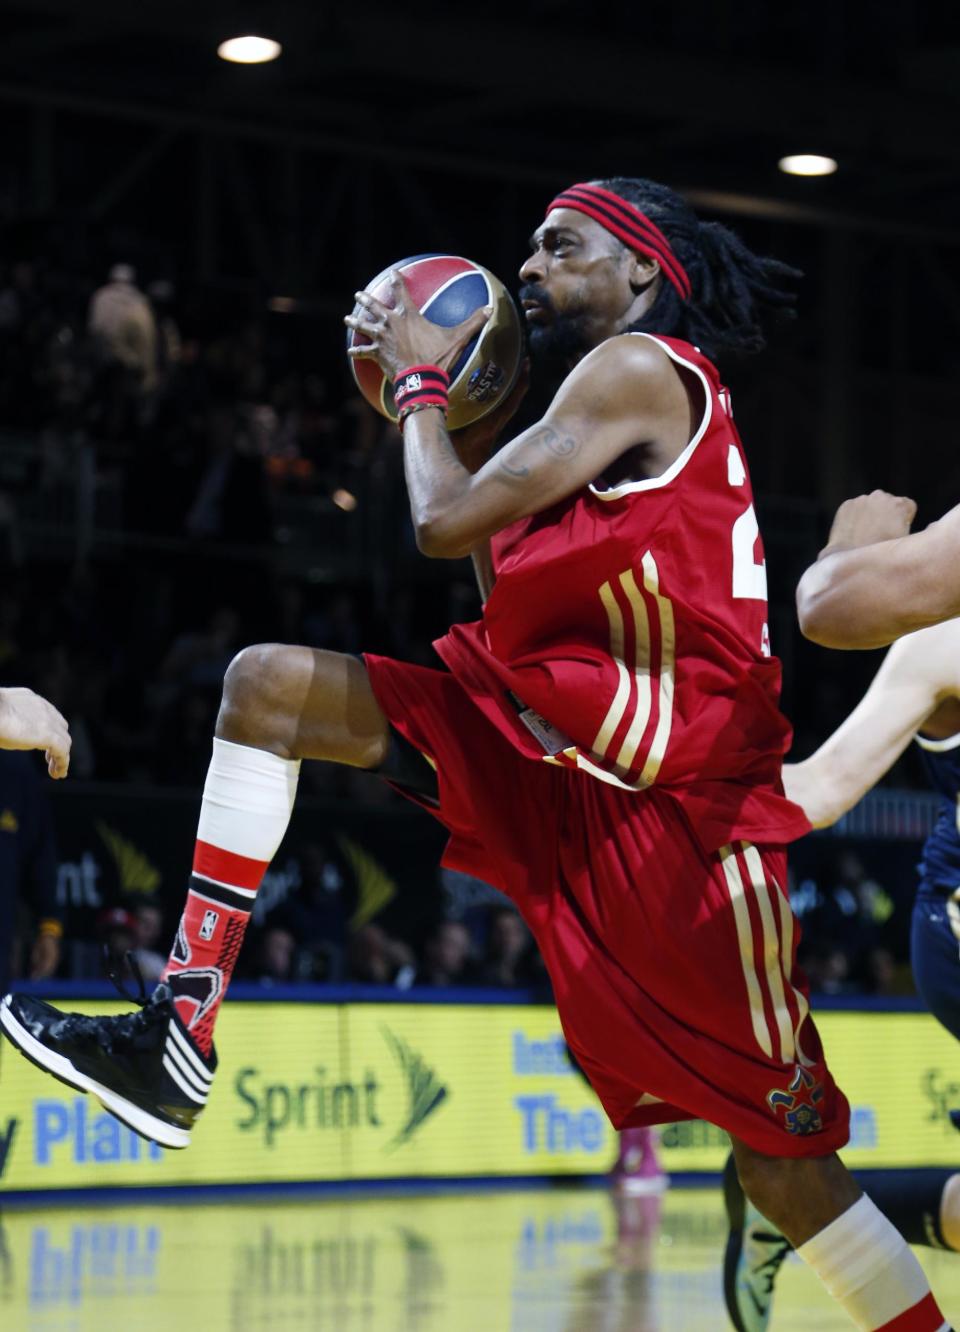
left=347, top=255, right=523, bottom=430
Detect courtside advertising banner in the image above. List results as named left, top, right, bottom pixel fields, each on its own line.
left=0, top=1002, right=955, bottom=1192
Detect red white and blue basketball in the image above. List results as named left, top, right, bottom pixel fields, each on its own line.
left=348, top=254, right=523, bottom=430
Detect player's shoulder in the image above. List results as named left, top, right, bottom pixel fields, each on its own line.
left=579, top=331, right=675, bottom=375
left=564, top=333, right=687, bottom=406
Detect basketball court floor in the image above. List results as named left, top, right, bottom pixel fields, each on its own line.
left=3, top=1183, right=959, bottom=1330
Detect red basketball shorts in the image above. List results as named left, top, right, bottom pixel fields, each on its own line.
left=365, top=653, right=850, bottom=1158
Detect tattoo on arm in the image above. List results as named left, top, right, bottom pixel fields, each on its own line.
left=497, top=425, right=580, bottom=482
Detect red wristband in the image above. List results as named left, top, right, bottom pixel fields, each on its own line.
left=394, top=365, right=450, bottom=424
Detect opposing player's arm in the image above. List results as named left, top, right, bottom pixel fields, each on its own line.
left=784, top=620, right=960, bottom=826
left=797, top=499, right=960, bottom=649
left=404, top=337, right=689, bottom=558
left=0, top=686, right=71, bottom=779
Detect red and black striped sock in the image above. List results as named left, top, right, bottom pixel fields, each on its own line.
left=161, top=739, right=300, bottom=1054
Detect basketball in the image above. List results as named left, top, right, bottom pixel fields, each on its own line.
left=348, top=254, right=523, bottom=430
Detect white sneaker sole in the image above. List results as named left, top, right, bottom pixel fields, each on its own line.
left=0, top=994, right=191, bottom=1150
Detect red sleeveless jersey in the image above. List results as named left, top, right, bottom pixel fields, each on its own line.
left=434, top=333, right=810, bottom=853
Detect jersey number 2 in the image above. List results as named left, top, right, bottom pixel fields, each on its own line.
left=732, top=503, right=768, bottom=601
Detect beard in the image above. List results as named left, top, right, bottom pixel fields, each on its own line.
left=519, top=283, right=594, bottom=367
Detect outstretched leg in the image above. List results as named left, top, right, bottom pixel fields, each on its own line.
left=0, top=645, right=392, bottom=1149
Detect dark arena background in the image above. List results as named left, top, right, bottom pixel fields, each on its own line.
left=1, top=3, right=959, bottom=1328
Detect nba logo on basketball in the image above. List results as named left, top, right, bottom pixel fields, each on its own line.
left=199, top=910, right=219, bottom=942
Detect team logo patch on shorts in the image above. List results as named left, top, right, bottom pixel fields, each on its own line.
left=766, top=1066, right=824, bottom=1136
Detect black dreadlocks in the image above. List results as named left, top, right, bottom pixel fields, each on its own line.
left=598, top=176, right=801, bottom=359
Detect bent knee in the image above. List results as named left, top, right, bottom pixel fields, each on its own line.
left=222, top=643, right=290, bottom=710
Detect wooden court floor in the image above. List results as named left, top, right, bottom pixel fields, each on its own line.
left=2, top=1183, right=959, bottom=1331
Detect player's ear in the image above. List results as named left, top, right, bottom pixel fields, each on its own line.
left=628, top=254, right=660, bottom=295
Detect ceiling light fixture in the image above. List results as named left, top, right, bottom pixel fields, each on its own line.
left=217, top=35, right=282, bottom=65
left=778, top=154, right=838, bottom=177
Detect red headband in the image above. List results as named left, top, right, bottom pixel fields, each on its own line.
left=545, top=183, right=692, bottom=302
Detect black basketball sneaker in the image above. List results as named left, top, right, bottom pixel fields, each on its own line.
left=0, top=982, right=214, bottom=1150
left=722, top=1152, right=792, bottom=1332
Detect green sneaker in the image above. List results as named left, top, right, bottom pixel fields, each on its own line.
left=722, top=1153, right=792, bottom=1332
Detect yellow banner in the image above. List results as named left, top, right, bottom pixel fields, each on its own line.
left=0, top=1001, right=615, bottom=1191
left=0, top=1001, right=955, bottom=1192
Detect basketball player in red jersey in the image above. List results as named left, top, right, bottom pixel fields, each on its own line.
left=2, top=178, right=950, bottom=1331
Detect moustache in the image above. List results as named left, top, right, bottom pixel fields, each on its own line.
left=518, top=284, right=555, bottom=314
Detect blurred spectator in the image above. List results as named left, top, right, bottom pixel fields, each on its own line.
left=82, top=905, right=140, bottom=985
left=154, top=687, right=221, bottom=787
left=98, top=906, right=137, bottom=958
left=87, top=263, right=158, bottom=395
left=131, top=900, right=167, bottom=982
left=0, top=752, right=61, bottom=992
left=268, top=840, right=349, bottom=981
left=146, top=279, right=181, bottom=385
left=801, top=942, right=855, bottom=996
left=256, top=926, right=297, bottom=985
left=347, top=922, right=416, bottom=988
left=184, top=400, right=272, bottom=542
left=864, top=945, right=914, bottom=997
left=792, top=849, right=900, bottom=995
left=0, top=260, right=38, bottom=334
left=156, top=606, right=241, bottom=701
left=479, top=906, right=541, bottom=989
left=301, top=590, right=363, bottom=655
left=420, top=920, right=479, bottom=988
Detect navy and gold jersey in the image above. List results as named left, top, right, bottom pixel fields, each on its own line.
left=916, top=732, right=960, bottom=893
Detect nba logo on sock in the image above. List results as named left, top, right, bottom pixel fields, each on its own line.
left=199, top=909, right=219, bottom=941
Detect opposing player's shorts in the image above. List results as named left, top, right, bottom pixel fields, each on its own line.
left=365, top=653, right=850, bottom=1158
left=912, top=887, right=960, bottom=1042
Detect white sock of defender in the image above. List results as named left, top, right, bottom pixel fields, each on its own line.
left=796, top=1194, right=949, bottom=1331
left=162, top=738, right=301, bottom=1054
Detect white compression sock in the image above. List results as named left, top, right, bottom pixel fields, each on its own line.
left=196, top=737, right=301, bottom=862
left=796, top=1195, right=949, bottom=1331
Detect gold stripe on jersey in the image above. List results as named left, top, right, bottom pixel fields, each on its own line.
left=636, top=551, right=675, bottom=787
left=612, top=567, right=653, bottom=773
left=760, top=848, right=818, bottom=1070
left=592, top=579, right=633, bottom=759
left=720, top=844, right=773, bottom=1059
left=742, top=843, right=795, bottom=1064
left=589, top=552, right=676, bottom=787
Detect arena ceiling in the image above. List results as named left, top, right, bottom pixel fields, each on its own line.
left=1, top=0, right=958, bottom=241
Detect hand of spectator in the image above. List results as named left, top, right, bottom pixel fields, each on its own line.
left=30, top=931, right=61, bottom=980
left=0, top=686, right=71, bottom=778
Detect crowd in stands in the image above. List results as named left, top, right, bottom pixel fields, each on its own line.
left=0, top=254, right=475, bottom=792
